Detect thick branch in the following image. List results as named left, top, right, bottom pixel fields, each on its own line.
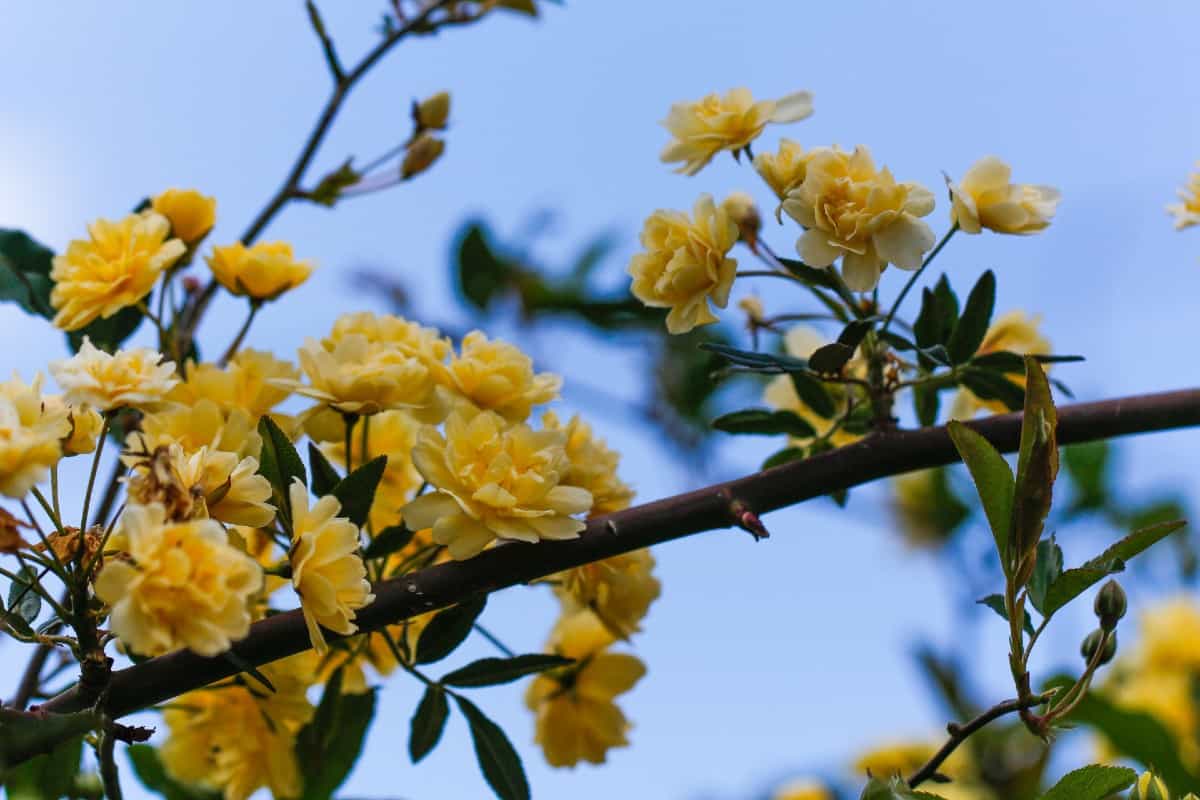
left=41, top=387, right=1200, bottom=718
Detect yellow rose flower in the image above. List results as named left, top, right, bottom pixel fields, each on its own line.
left=161, top=656, right=313, bottom=800
left=42, top=395, right=103, bottom=456
left=402, top=407, right=593, bottom=560
left=49, top=338, right=178, bottom=412
left=49, top=211, right=185, bottom=331
left=763, top=326, right=866, bottom=447
left=525, top=610, right=646, bottom=767
left=552, top=548, right=660, bottom=639
left=1105, top=670, right=1199, bottom=768
left=318, top=408, right=424, bottom=531
left=288, top=480, right=375, bottom=653
left=137, top=398, right=262, bottom=462
left=446, top=331, right=561, bottom=421
left=950, top=311, right=1049, bottom=419
left=151, top=188, right=217, bottom=245
left=0, top=374, right=69, bottom=498
left=947, top=156, right=1060, bottom=235
left=628, top=194, right=738, bottom=334
left=95, top=503, right=263, bottom=657
left=542, top=410, right=634, bottom=516
left=660, top=88, right=814, bottom=175
left=754, top=138, right=812, bottom=200
left=330, top=311, right=452, bottom=373
left=772, top=779, right=833, bottom=800
left=783, top=145, right=936, bottom=292
left=125, top=442, right=275, bottom=528
left=1135, top=598, right=1200, bottom=673
left=172, top=349, right=299, bottom=420
left=416, top=91, right=451, bottom=130
left=207, top=241, right=314, bottom=301
left=1168, top=162, right=1200, bottom=231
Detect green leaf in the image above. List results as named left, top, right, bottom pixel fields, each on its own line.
left=296, top=669, right=378, bottom=800
left=4, top=735, right=84, bottom=800
left=700, top=342, right=809, bottom=373
left=776, top=257, right=840, bottom=290
left=442, top=654, right=574, bottom=688
left=1010, top=358, right=1058, bottom=583
left=711, top=408, right=816, bottom=438
left=306, top=158, right=361, bottom=207
left=978, top=593, right=1035, bottom=636
left=1041, top=520, right=1186, bottom=617
left=947, top=421, right=1014, bottom=570
left=332, top=455, right=387, bottom=527
left=454, top=695, right=531, bottom=800
left=837, top=318, right=874, bottom=350
left=960, top=368, right=1025, bottom=411
left=0, top=229, right=55, bottom=319
left=946, top=270, right=996, bottom=364
left=789, top=372, right=836, bottom=418
left=363, top=524, right=415, bottom=560
left=307, top=442, right=341, bottom=498
left=1027, top=536, right=1063, bottom=615
left=456, top=224, right=513, bottom=310
left=1036, top=764, right=1137, bottom=800
left=762, top=447, right=806, bottom=470
left=409, top=684, right=450, bottom=763
left=7, top=564, right=42, bottom=624
left=808, top=342, right=855, bottom=373
left=66, top=305, right=144, bottom=354
left=415, top=595, right=487, bottom=665
left=126, top=744, right=221, bottom=800
left=913, top=382, right=940, bottom=427
left=257, top=415, right=306, bottom=521
left=913, top=275, right=958, bottom=351
left=221, top=650, right=275, bottom=693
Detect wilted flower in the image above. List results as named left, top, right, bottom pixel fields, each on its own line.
left=0, top=374, right=69, bottom=497
left=628, top=194, right=738, bottom=334
left=660, top=88, right=813, bottom=175
left=947, top=156, right=1060, bottom=235
left=151, top=188, right=217, bottom=245
left=1168, top=162, right=1200, bottom=230
left=207, top=241, right=314, bottom=301
left=50, top=211, right=185, bottom=331
left=446, top=331, right=561, bottom=421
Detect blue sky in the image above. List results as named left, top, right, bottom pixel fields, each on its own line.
left=4, top=2, right=1200, bottom=798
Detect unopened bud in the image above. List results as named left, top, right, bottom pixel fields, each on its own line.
left=182, top=276, right=202, bottom=294
left=1080, top=628, right=1117, bottom=666
left=416, top=91, right=451, bottom=130
left=1130, top=771, right=1170, bottom=800
left=401, top=134, right=445, bottom=179
left=1094, top=579, right=1127, bottom=632
left=738, top=296, right=766, bottom=326
left=721, top=191, right=761, bottom=247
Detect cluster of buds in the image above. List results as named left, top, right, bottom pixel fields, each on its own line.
left=403, top=91, right=450, bottom=179
left=1130, top=771, right=1180, bottom=800
left=1080, top=579, right=1126, bottom=666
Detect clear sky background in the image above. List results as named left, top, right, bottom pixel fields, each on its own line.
left=3, top=2, right=1200, bottom=799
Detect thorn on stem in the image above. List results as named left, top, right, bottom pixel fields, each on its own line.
left=729, top=499, right=769, bottom=540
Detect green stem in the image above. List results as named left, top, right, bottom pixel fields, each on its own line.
left=79, top=416, right=111, bottom=535
left=880, top=223, right=958, bottom=335
left=50, top=465, right=62, bottom=525
left=219, top=301, right=260, bottom=367
left=343, top=413, right=359, bottom=474
left=473, top=623, right=516, bottom=658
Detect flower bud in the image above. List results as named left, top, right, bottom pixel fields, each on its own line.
left=1094, top=579, right=1127, bottom=631
left=721, top=191, right=761, bottom=247
left=1080, top=628, right=1117, bottom=666
left=401, top=134, right=445, bottom=179
left=416, top=91, right=451, bottom=130
left=738, top=296, right=766, bottom=326
left=1130, top=771, right=1170, bottom=800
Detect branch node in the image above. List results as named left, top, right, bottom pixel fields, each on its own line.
left=729, top=499, right=770, bottom=540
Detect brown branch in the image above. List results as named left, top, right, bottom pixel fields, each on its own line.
left=40, top=387, right=1200, bottom=719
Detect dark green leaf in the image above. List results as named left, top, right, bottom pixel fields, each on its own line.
left=409, top=685, right=450, bottom=763
left=127, top=744, right=221, bottom=800
left=700, top=342, right=808, bottom=373
left=332, top=455, right=388, bottom=528
left=978, top=593, right=1035, bottom=636
left=947, top=421, right=1014, bottom=570
left=363, top=524, right=415, bottom=560
left=808, top=342, right=855, bottom=373
left=66, top=305, right=144, bottom=354
left=1010, top=358, right=1058, bottom=583
left=415, top=595, right=487, bottom=665
left=257, top=415, right=306, bottom=521
left=442, top=654, right=574, bottom=688
left=3, top=734, right=84, bottom=800
left=0, top=229, right=55, bottom=319
left=946, top=270, right=995, bottom=364
left=913, top=275, right=958, bottom=350
left=711, top=408, right=816, bottom=438
left=789, top=372, right=836, bottom=418
left=837, top=318, right=874, bottom=350
left=1027, top=536, right=1063, bottom=615
left=879, top=330, right=917, bottom=351
left=296, top=669, right=378, bottom=800
left=920, top=344, right=953, bottom=368
left=762, top=447, right=806, bottom=470
left=454, top=695, right=531, bottom=800
left=307, top=442, right=341, bottom=498
left=960, top=368, right=1025, bottom=411
left=456, top=224, right=513, bottom=310
left=1036, top=764, right=1137, bottom=800
left=221, top=650, right=275, bottom=693
left=7, top=564, right=42, bottom=624
left=776, top=257, right=839, bottom=289
left=913, top=382, right=940, bottom=427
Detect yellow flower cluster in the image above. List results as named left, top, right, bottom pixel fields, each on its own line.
left=1168, top=162, right=1200, bottom=230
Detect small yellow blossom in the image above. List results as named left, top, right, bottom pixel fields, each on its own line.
left=95, top=503, right=263, bottom=657
left=403, top=407, right=593, bottom=560
left=151, top=188, right=217, bottom=245
left=948, top=156, right=1060, bottom=235
left=137, top=399, right=262, bottom=462
left=763, top=326, right=866, bottom=447
left=628, top=194, right=738, bottom=334
left=721, top=191, right=762, bottom=246
left=416, top=91, right=451, bottom=130
left=288, top=480, right=375, bottom=653
left=49, top=211, right=185, bottom=331
left=542, top=411, right=634, bottom=516
left=525, top=610, right=646, bottom=767
left=402, top=133, right=445, bottom=179
left=172, top=349, right=299, bottom=420
left=552, top=548, right=660, bottom=639
left=754, top=138, right=812, bottom=200
left=783, top=145, right=936, bottom=292
left=125, top=442, right=275, bottom=528
left=161, top=656, right=314, bottom=800
left=446, top=331, right=561, bottom=421
left=43, top=395, right=103, bottom=456
left=772, top=779, right=833, bottom=800
left=660, top=88, right=813, bottom=176
left=950, top=311, right=1049, bottom=419
left=207, top=241, right=314, bottom=302
left=49, top=339, right=178, bottom=412
left=1168, top=163, right=1200, bottom=230
left=0, top=374, right=69, bottom=497
left=318, top=408, right=424, bottom=531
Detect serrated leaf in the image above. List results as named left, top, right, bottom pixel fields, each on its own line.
left=409, top=685, right=450, bottom=763
left=127, top=744, right=221, bottom=800
left=441, top=654, right=573, bottom=688
left=711, top=408, right=816, bottom=438
left=946, top=270, right=995, bottom=364
left=1027, top=536, right=1063, bottom=615
left=789, top=372, right=836, bottom=418
left=415, top=595, right=487, bottom=665
left=947, top=421, right=1014, bottom=571
left=1036, top=764, right=1137, bottom=800
left=808, top=342, right=855, bottom=373
left=363, top=524, right=415, bottom=560
left=257, top=415, right=306, bottom=521
left=978, top=593, right=1035, bottom=635
left=307, top=442, right=341, bottom=498
left=455, top=695, right=531, bottom=800
left=331, top=455, right=387, bottom=527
